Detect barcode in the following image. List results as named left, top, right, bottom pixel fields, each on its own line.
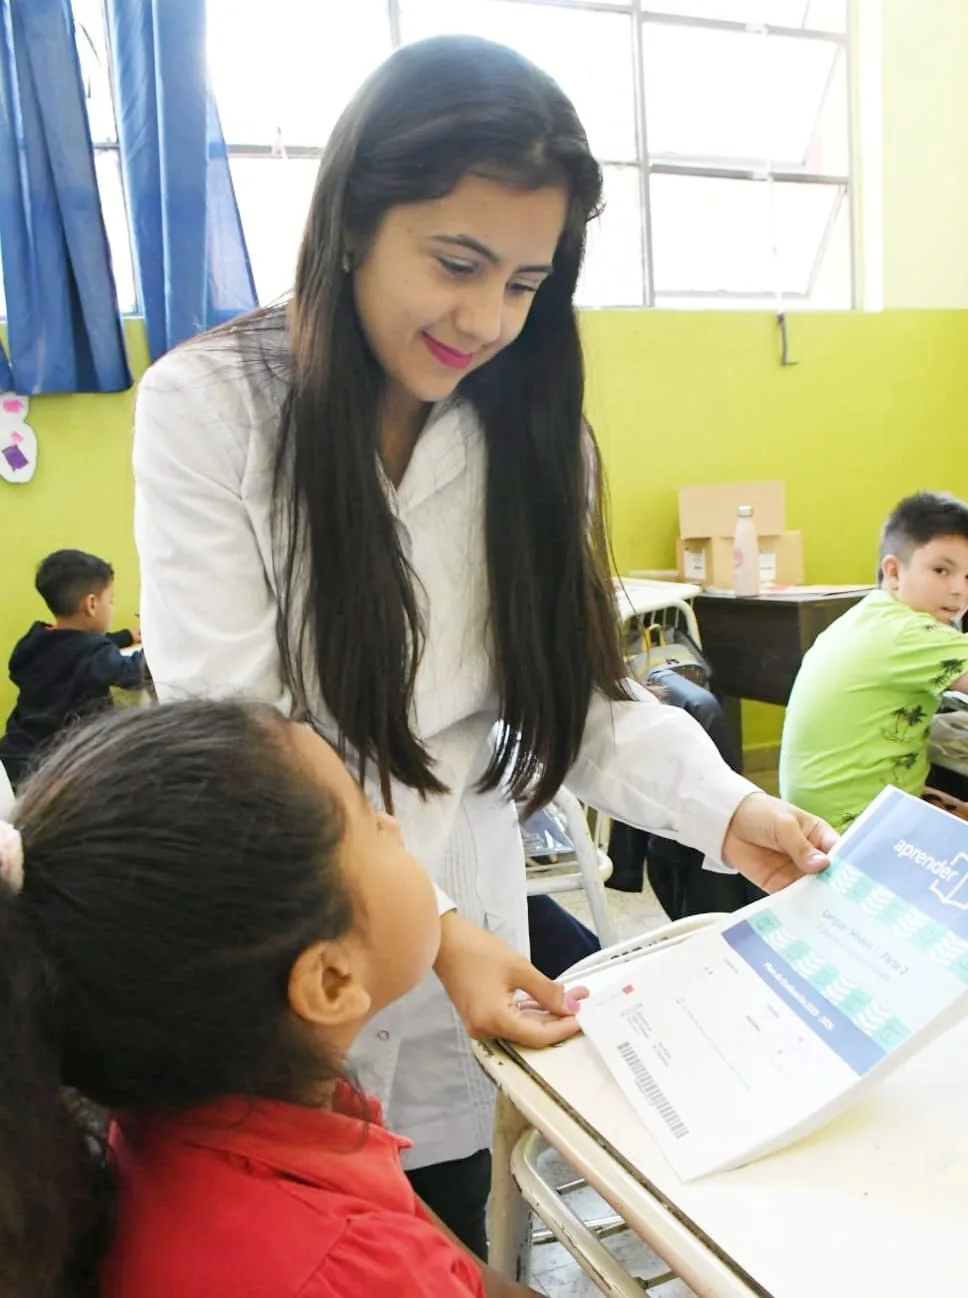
left=616, top=1041, right=689, bottom=1140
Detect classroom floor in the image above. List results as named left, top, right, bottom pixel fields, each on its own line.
left=527, top=762, right=780, bottom=1296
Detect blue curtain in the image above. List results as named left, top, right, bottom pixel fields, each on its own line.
left=0, top=0, right=130, bottom=394
left=105, top=0, right=256, bottom=361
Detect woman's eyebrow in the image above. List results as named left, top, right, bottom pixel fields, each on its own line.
left=431, top=233, right=553, bottom=275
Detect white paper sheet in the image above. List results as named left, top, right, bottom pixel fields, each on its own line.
left=579, top=787, right=968, bottom=1179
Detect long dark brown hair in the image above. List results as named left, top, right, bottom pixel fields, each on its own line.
left=238, top=35, right=631, bottom=813
left=0, top=702, right=353, bottom=1297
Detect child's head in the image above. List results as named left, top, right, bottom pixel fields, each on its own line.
left=0, top=700, right=439, bottom=1297
left=35, top=549, right=116, bottom=632
left=878, top=491, right=968, bottom=624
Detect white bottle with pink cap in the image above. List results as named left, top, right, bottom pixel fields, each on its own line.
left=733, top=504, right=760, bottom=597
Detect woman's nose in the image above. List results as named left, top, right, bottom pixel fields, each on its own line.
left=454, top=282, right=504, bottom=347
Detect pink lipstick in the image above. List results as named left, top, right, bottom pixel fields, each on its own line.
left=421, top=332, right=474, bottom=369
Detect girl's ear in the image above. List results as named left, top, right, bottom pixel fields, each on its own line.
left=288, top=940, right=371, bottom=1028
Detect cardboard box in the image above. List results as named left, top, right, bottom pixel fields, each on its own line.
left=678, top=481, right=786, bottom=540
left=677, top=531, right=804, bottom=590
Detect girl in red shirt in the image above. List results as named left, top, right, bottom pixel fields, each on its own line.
left=0, top=700, right=542, bottom=1298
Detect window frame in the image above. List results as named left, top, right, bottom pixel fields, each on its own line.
left=68, top=0, right=857, bottom=313
left=637, top=5, right=853, bottom=307
left=221, top=0, right=855, bottom=308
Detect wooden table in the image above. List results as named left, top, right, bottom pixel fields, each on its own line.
left=693, top=589, right=870, bottom=751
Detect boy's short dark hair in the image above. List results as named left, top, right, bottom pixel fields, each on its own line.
left=878, top=491, right=968, bottom=583
left=35, top=550, right=114, bottom=618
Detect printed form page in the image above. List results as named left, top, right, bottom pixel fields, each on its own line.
left=579, top=788, right=968, bottom=1179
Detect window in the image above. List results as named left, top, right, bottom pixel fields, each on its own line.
left=62, top=0, right=853, bottom=312
left=208, top=0, right=852, bottom=309
left=71, top=0, right=137, bottom=313
left=641, top=8, right=850, bottom=306
left=206, top=0, right=393, bottom=303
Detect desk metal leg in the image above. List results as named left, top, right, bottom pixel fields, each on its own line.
left=489, top=1090, right=534, bottom=1282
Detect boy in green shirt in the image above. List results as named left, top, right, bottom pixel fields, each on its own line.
left=780, top=491, right=968, bottom=831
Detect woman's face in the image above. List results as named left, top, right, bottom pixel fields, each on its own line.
left=352, top=175, right=568, bottom=407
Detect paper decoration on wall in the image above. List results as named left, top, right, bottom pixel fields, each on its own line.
left=0, top=395, right=37, bottom=485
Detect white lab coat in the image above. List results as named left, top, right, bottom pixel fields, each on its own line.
left=133, top=334, right=755, bottom=1169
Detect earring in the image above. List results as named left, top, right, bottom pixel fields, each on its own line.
left=341, top=251, right=352, bottom=274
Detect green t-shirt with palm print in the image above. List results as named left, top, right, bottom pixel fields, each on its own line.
left=780, top=590, right=968, bottom=832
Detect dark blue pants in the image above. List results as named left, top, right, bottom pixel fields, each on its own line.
left=526, top=893, right=600, bottom=979
left=406, top=1148, right=492, bottom=1260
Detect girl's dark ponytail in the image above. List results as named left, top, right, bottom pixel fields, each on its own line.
left=0, top=882, right=107, bottom=1298
left=0, top=699, right=354, bottom=1294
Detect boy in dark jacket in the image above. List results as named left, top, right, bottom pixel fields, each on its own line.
left=0, top=550, right=144, bottom=788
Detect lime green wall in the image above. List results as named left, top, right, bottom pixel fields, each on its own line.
left=0, top=323, right=149, bottom=721
left=3, top=311, right=968, bottom=753
left=582, top=309, right=968, bottom=746
left=585, top=309, right=968, bottom=578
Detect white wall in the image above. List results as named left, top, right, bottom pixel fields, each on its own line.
left=870, top=0, right=968, bottom=308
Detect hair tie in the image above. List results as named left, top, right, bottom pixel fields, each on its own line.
left=0, top=822, right=24, bottom=894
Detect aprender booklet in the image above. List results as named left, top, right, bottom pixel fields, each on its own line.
left=578, top=786, right=968, bottom=1180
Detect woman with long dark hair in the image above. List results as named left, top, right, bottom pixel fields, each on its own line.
left=134, top=35, right=835, bottom=1254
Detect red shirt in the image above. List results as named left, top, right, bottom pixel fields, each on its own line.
left=100, top=1085, right=487, bottom=1298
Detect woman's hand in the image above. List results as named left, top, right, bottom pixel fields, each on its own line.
left=723, top=791, right=838, bottom=891
left=434, top=911, right=586, bottom=1048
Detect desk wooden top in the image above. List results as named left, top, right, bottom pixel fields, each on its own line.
left=695, top=586, right=873, bottom=607
left=501, top=999, right=968, bottom=1298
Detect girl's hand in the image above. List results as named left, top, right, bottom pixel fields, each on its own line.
left=723, top=792, right=838, bottom=891
left=433, top=911, right=587, bottom=1048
